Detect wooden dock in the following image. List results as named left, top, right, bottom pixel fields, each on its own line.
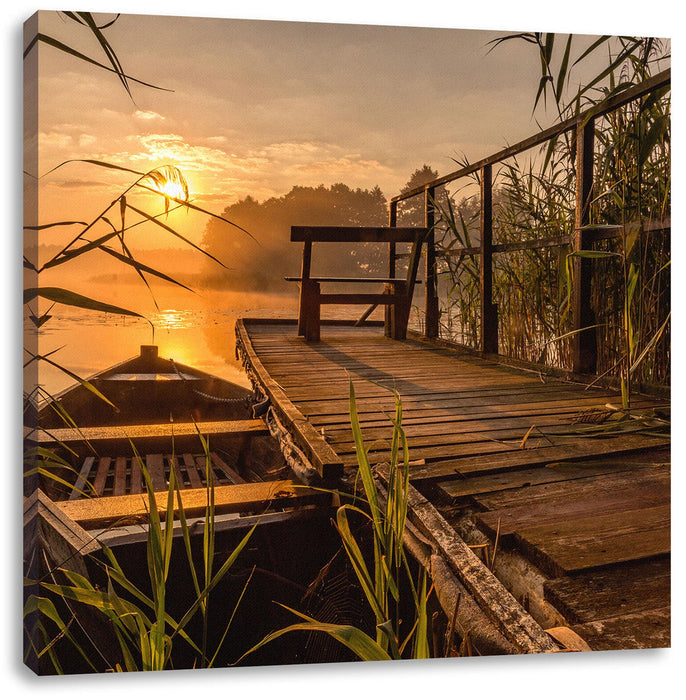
left=236, top=319, right=670, bottom=653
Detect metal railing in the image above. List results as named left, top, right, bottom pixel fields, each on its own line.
left=388, top=69, right=671, bottom=376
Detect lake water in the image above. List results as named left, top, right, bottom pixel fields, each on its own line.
left=27, top=287, right=301, bottom=399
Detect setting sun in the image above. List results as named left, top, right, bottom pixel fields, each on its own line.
left=152, top=177, right=190, bottom=202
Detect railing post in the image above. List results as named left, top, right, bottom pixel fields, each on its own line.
left=480, top=164, right=498, bottom=353
left=572, top=117, right=597, bottom=374
left=386, top=201, right=397, bottom=335
left=424, top=186, right=439, bottom=338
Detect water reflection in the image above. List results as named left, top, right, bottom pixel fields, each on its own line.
left=151, top=309, right=194, bottom=330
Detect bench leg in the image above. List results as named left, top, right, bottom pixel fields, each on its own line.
left=301, top=279, right=321, bottom=342
left=386, top=282, right=410, bottom=340
left=297, top=283, right=308, bottom=336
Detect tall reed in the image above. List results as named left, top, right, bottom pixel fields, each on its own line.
left=24, top=435, right=256, bottom=672
left=426, top=35, right=670, bottom=387
left=239, top=383, right=430, bottom=662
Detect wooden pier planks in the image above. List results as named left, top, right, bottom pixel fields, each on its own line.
left=238, top=320, right=671, bottom=650
left=239, top=323, right=667, bottom=479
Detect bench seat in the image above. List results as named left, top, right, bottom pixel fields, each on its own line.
left=285, top=276, right=421, bottom=284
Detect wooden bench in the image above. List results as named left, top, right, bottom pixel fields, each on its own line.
left=287, top=226, right=428, bottom=341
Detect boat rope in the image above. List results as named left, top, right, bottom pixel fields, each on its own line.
left=169, top=359, right=253, bottom=405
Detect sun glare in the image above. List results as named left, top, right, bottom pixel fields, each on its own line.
left=157, top=179, right=189, bottom=201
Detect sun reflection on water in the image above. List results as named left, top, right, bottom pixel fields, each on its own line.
left=151, top=308, right=197, bottom=330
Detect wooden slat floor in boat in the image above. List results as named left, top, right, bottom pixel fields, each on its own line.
left=69, top=450, right=248, bottom=499
left=238, top=321, right=671, bottom=650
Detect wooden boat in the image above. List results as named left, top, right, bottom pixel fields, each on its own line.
left=37, top=344, right=253, bottom=429
left=26, top=345, right=294, bottom=504
left=23, top=345, right=339, bottom=673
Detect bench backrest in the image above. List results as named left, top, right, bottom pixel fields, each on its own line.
left=291, top=226, right=427, bottom=244
left=292, top=225, right=428, bottom=291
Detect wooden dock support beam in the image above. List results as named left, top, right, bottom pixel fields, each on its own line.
left=375, top=466, right=558, bottom=654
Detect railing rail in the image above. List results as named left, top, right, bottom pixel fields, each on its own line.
left=389, top=68, right=671, bottom=376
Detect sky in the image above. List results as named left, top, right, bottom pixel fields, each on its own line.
left=28, top=13, right=542, bottom=251
left=27, top=7, right=670, bottom=255
left=6, top=0, right=683, bottom=697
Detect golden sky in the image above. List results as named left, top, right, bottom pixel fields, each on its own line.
left=27, top=10, right=627, bottom=252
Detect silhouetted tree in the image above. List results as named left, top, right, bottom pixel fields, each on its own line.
left=202, top=183, right=388, bottom=292
left=395, top=165, right=444, bottom=226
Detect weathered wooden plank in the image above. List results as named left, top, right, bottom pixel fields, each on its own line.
left=438, top=450, right=670, bottom=500
left=283, top=382, right=571, bottom=406
left=285, top=276, right=417, bottom=284
left=571, top=606, right=670, bottom=651
left=476, top=479, right=669, bottom=542
left=146, top=453, right=167, bottom=492
left=113, top=456, right=128, bottom=496
left=311, top=401, right=652, bottom=430
left=57, top=480, right=328, bottom=530
left=319, top=292, right=403, bottom=306
left=544, top=558, right=670, bottom=624
left=92, top=456, right=111, bottom=496
left=182, top=453, right=204, bottom=489
left=36, top=419, right=269, bottom=445
left=440, top=464, right=637, bottom=501
left=70, top=456, right=95, bottom=500
left=408, top=435, right=670, bottom=481
left=515, top=504, right=670, bottom=577
left=168, top=454, right=185, bottom=489
left=330, top=418, right=627, bottom=455
left=292, top=389, right=638, bottom=419
left=474, top=462, right=669, bottom=513
left=291, top=226, right=426, bottom=243
left=326, top=414, right=585, bottom=446
left=130, top=454, right=142, bottom=494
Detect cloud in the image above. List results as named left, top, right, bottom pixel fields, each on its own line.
left=78, top=134, right=97, bottom=148
left=39, top=131, right=73, bottom=149
left=134, top=110, right=165, bottom=122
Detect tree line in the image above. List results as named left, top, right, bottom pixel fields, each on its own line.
left=201, top=166, right=439, bottom=292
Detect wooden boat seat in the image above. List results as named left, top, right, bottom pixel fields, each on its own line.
left=288, top=226, right=427, bottom=341
left=34, top=419, right=268, bottom=446
left=59, top=478, right=328, bottom=531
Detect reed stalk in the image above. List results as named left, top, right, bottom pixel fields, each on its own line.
left=239, top=383, right=430, bottom=662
